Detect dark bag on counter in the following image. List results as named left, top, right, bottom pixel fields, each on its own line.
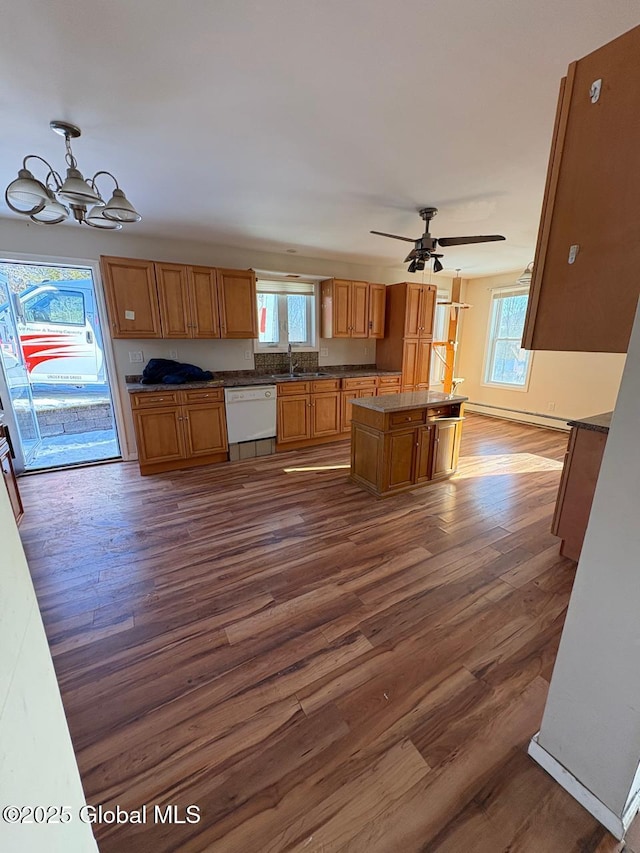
left=141, top=359, right=214, bottom=385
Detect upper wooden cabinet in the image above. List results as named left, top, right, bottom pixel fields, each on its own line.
left=376, top=282, right=436, bottom=390
left=155, top=262, right=191, bottom=338
left=217, top=268, right=258, bottom=339
left=320, top=279, right=374, bottom=339
left=100, top=257, right=162, bottom=338
left=368, top=283, right=386, bottom=338
left=522, top=25, right=640, bottom=353
left=100, top=257, right=256, bottom=340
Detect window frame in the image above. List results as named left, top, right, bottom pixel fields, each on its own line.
left=254, top=280, right=318, bottom=353
left=482, top=285, right=533, bottom=392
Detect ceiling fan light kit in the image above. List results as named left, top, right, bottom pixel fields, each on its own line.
left=4, top=121, right=141, bottom=229
left=371, top=206, right=505, bottom=274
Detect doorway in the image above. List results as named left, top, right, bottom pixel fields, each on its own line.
left=0, top=260, right=121, bottom=472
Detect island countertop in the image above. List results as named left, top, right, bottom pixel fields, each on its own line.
left=351, top=390, right=468, bottom=413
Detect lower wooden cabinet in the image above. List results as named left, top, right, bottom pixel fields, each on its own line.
left=1, top=434, right=23, bottom=524
left=552, top=423, right=608, bottom=561
left=131, top=388, right=228, bottom=475
left=276, top=380, right=342, bottom=449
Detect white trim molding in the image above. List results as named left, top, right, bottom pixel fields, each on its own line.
left=528, top=733, right=640, bottom=840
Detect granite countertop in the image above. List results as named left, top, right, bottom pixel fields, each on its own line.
left=126, top=367, right=402, bottom=393
left=567, top=411, right=613, bottom=434
left=351, top=390, right=468, bottom=413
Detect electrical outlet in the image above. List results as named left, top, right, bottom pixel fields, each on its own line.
left=168, top=349, right=178, bottom=360
left=548, top=402, right=556, bottom=411
left=320, top=347, right=329, bottom=357
left=128, top=351, right=144, bottom=363
left=244, top=350, right=253, bottom=361
left=364, top=346, right=369, bottom=356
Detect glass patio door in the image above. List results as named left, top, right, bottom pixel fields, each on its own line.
left=0, top=283, right=41, bottom=471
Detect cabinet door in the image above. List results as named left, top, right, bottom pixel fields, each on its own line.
left=401, top=338, right=420, bottom=388
left=368, top=283, right=386, bottom=338
left=341, top=390, right=356, bottom=432
left=100, top=256, right=161, bottom=338
left=218, top=269, right=258, bottom=338
left=155, top=263, right=190, bottom=338
left=183, top=402, right=228, bottom=457
left=431, top=419, right=463, bottom=479
left=350, top=281, right=370, bottom=338
left=419, top=285, right=436, bottom=338
left=277, top=395, right=311, bottom=443
left=522, top=26, right=640, bottom=353
left=383, top=429, right=417, bottom=491
left=133, top=407, right=185, bottom=465
left=414, top=424, right=435, bottom=483
left=1, top=441, right=23, bottom=523
left=188, top=266, right=220, bottom=338
left=415, top=338, right=432, bottom=388
left=311, top=391, right=341, bottom=437
left=333, top=280, right=352, bottom=338
left=404, top=283, right=423, bottom=338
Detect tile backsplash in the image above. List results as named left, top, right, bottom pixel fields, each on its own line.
left=254, top=352, right=319, bottom=373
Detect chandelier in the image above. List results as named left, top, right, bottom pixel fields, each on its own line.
left=4, top=120, right=141, bottom=230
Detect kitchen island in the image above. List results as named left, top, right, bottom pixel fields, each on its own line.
left=350, top=391, right=467, bottom=497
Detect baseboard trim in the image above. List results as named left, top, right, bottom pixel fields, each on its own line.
left=465, top=404, right=570, bottom=431
left=528, top=733, right=639, bottom=840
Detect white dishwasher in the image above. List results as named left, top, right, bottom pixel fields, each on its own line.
left=224, top=385, right=277, bottom=443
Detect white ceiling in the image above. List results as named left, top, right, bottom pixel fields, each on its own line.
left=1, top=1, right=638, bottom=277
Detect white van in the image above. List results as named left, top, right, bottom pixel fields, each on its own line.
left=0, top=278, right=105, bottom=384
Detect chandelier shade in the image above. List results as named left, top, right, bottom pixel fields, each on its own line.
left=4, top=121, right=141, bottom=229
left=86, top=204, right=122, bottom=230
left=5, top=168, right=49, bottom=214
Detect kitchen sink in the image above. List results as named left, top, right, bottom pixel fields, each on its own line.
left=269, top=372, right=331, bottom=378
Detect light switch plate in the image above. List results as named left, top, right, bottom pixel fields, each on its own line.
left=168, top=349, right=178, bottom=360
left=129, top=351, right=144, bottom=363
left=320, top=347, right=329, bottom=357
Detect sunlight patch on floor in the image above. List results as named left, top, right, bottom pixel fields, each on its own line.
left=454, top=452, right=564, bottom=478
left=283, top=464, right=351, bottom=473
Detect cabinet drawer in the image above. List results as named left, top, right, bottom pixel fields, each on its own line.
left=131, top=391, right=180, bottom=408
left=377, top=388, right=401, bottom=396
left=389, top=409, right=425, bottom=429
left=180, top=387, right=223, bottom=403
left=342, top=376, right=378, bottom=390
left=311, top=379, right=341, bottom=392
left=277, top=381, right=311, bottom=396
left=377, top=374, right=402, bottom=386
left=427, top=406, right=457, bottom=418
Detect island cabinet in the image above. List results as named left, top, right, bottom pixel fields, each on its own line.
left=276, top=379, right=342, bottom=450
left=376, top=283, right=436, bottom=391
left=522, top=24, right=640, bottom=353
left=100, top=257, right=257, bottom=340
left=130, top=387, right=228, bottom=475
left=350, top=392, right=466, bottom=497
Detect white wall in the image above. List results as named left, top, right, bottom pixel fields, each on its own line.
left=457, top=271, right=626, bottom=428
left=0, top=486, right=97, bottom=853
left=0, top=217, right=451, bottom=457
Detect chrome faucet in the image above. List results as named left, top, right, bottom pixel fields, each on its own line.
left=287, top=343, right=299, bottom=376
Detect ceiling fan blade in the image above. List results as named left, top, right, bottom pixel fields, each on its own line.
left=370, top=230, right=418, bottom=243
left=436, top=235, right=505, bottom=247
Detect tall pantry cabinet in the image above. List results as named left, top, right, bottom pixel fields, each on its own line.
left=376, top=282, right=436, bottom=390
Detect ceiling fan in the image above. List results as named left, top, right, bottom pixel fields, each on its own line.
left=371, top=207, right=505, bottom=273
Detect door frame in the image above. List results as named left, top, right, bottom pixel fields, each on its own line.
left=0, top=250, right=129, bottom=469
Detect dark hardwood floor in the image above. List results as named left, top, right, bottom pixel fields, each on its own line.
left=18, top=413, right=626, bottom=852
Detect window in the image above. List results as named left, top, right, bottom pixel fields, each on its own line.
left=483, top=286, right=532, bottom=389
left=23, top=290, right=85, bottom=325
left=256, top=280, right=316, bottom=351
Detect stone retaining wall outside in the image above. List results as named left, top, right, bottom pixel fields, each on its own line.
left=36, top=402, right=114, bottom=437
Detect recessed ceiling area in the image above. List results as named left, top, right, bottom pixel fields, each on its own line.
left=0, top=1, right=638, bottom=276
